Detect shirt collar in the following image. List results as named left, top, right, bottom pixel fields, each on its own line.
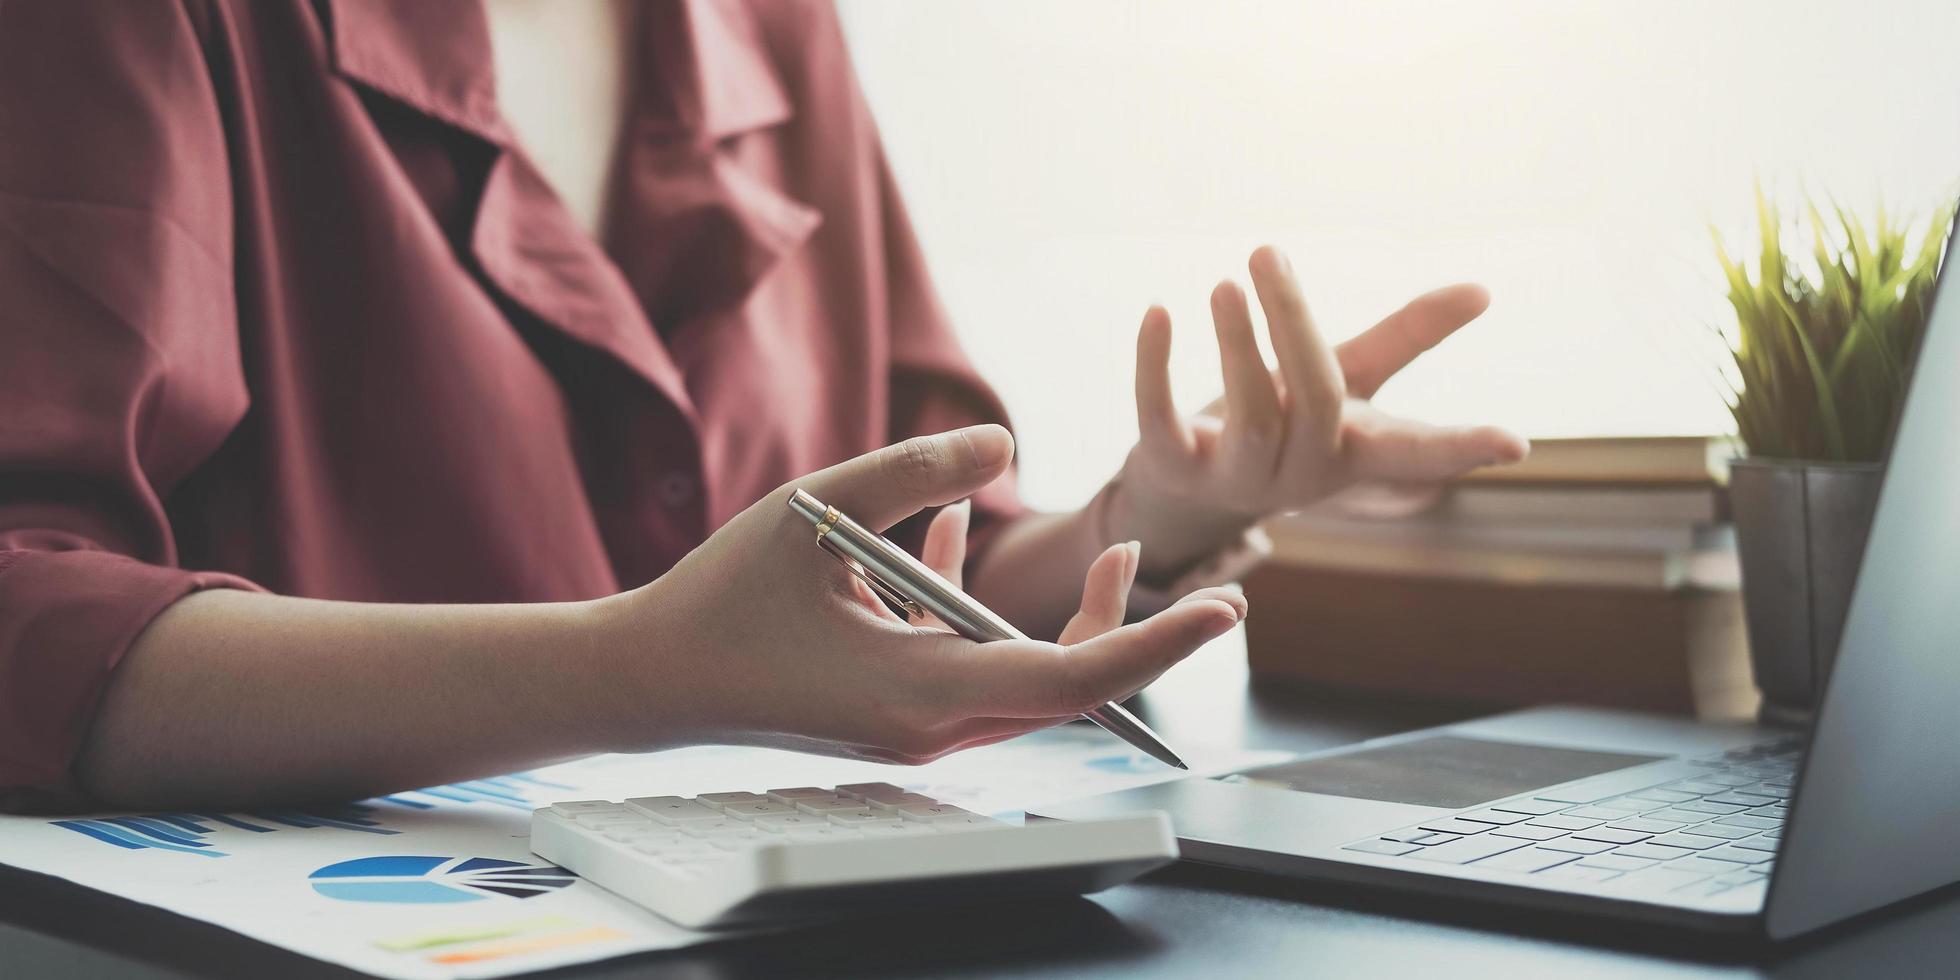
left=638, top=0, right=795, bottom=144
left=322, top=0, right=794, bottom=147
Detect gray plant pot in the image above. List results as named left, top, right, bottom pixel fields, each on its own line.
left=1728, top=458, right=1882, bottom=726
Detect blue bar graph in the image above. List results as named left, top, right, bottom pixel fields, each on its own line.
left=50, top=770, right=574, bottom=858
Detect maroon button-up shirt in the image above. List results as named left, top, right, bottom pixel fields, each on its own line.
left=0, top=0, right=1024, bottom=809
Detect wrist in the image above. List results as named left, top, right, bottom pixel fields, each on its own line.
left=1097, top=473, right=1260, bottom=584
left=561, top=586, right=692, bottom=755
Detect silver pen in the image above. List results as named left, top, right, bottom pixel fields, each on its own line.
left=788, top=488, right=1189, bottom=770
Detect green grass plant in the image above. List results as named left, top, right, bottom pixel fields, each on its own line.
left=1715, top=189, right=1952, bottom=462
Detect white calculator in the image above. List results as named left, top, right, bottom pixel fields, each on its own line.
left=530, top=782, right=1177, bottom=928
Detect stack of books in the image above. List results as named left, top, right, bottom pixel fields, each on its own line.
left=1244, top=437, right=1756, bottom=718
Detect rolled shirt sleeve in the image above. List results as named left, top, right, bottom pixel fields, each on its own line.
left=0, top=1, right=262, bottom=810
left=0, top=0, right=1038, bottom=809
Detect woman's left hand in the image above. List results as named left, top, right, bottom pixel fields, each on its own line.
left=1109, top=245, right=1530, bottom=578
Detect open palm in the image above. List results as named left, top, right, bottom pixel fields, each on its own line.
left=1113, top=246, right=1528, bottom=575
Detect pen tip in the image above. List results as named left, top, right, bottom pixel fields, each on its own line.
left=1171, top=759, right=1190, bottom=771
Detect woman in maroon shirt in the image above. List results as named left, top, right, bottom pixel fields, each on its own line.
left=0, top=0, right=1522, bottom=811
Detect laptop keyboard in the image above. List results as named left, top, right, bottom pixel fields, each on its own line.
left=1342, top=737, right=1801, bottom=903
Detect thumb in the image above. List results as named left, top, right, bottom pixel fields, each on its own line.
left=796, top=425, right=1015, bottom=531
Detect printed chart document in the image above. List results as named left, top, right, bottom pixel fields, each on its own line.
left=0, top=727, right=1284, bottom=979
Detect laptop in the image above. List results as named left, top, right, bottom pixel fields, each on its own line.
left=1033, top=214, right=1960, bottom=941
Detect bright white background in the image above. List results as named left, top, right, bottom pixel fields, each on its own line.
left=837, top=1, right=1960, bottom=511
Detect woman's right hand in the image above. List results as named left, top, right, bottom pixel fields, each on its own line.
left=587, top=424, right=1246, bottom=765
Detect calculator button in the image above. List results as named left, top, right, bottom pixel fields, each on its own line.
left=719, top=801, right=801, bottom=819
left=765, top=787, right=836, bottom=803
left=697, top=792, right=771, bottom=808
left=826, top=811, right=904, bottom=827
left=751, top=812, right=825, bottom=830
left=835, top=782, right=911, bottom=802
left=550, top=801, right=627, bottom=818
left=797, top=799, right=876, bottom=816
left=898, top=803, right=973, bottom=821
left=625, top=797, right=725, bottom=823
left=867, top=794, right=938, bottom=812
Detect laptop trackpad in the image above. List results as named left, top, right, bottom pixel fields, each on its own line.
left=1234, top=735, right=1666, bottom=809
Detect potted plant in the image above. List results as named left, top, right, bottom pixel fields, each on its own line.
left=1715, top=189, right=1953, bottom=724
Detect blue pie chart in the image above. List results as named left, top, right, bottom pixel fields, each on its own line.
left=309, top=855, right=578, bottom=904
left=1084, top=754, right=1161, bottom=775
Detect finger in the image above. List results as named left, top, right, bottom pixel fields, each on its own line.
left=920, top=499, right=972, bottom=591
left=943, top=596, right=1242, bottom=718
left=1344, top=416, right=1530, bottom=482
left=1058, top=541, right=1140, bottom=645
left=1172, top=584, right=1249, bottom=622
left=1338, top=283, right=1492, bottom=399
left=1135, top=305, right=1195, bottom=458
left=794, top=425, right=1014, bottom=532
left=849, top=575, right=902, bottom=621
left=1247, top=246, right=1345, bottom=450
left=1210, top=281, right=1286, bottom=452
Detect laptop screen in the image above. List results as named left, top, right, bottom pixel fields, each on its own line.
left=1766, top=210, right=1960, bottom=938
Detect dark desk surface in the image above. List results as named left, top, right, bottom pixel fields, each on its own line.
left=6, top=634, right=1958, bottom=980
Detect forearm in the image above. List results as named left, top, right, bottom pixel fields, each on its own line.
left=74, top=589, right=658, bottom=811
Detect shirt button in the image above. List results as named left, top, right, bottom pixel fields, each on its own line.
left=655, top=473, right=697, bottom=507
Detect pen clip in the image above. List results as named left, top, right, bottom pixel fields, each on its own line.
left=816, top=523, right=927, bottom=620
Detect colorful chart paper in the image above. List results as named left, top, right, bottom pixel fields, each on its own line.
left=0, top=727, right=1284, bottom=978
